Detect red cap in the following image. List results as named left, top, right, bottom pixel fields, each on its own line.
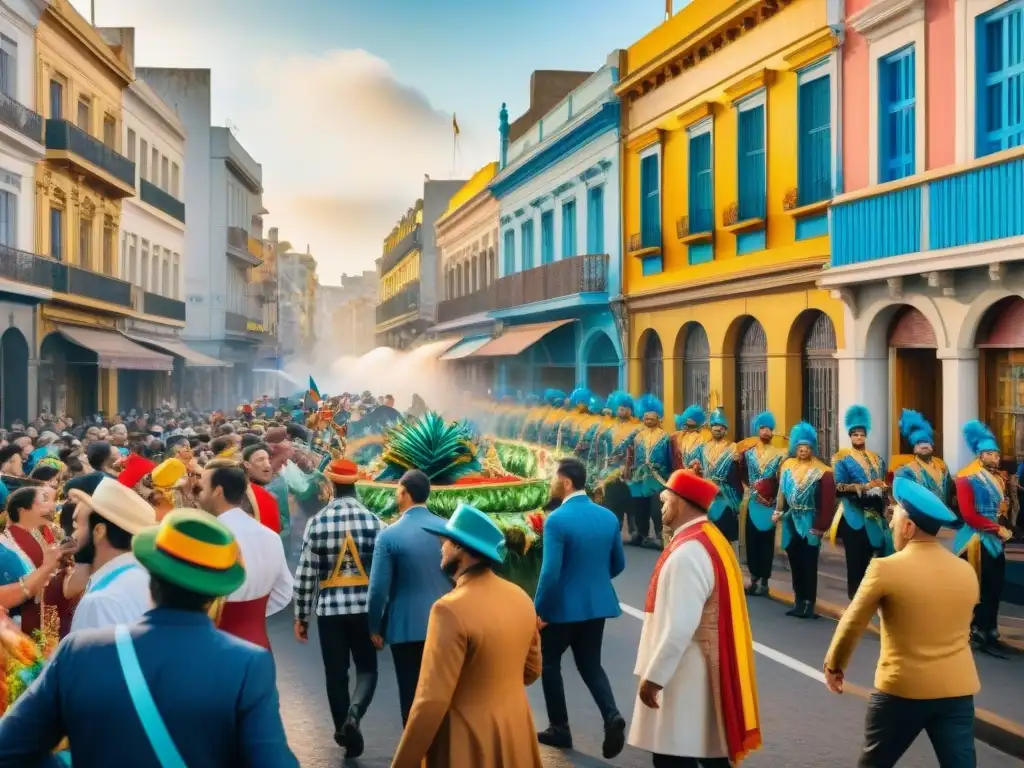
left=323, top=458, right=359, bottom=484
left=118, top=454, right=157, bottom=489
left=661, top=469, right=719, bottom=510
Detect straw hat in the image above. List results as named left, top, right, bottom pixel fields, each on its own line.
left=68, top=477, right=157, bottom=535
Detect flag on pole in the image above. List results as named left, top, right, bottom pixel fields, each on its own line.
left=452, top=113, right=460, bottom=136
left=308, top=376, right=322, bottom=405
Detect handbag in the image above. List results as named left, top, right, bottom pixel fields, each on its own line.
left=114, top=626, right=188, bottom=768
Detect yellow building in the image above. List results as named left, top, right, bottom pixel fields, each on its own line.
left=33, top=0, right=158, bottom=417
left=618, top=0, right=846, bottom=453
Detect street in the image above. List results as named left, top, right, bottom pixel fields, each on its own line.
left=273, top=537, right=1024, bottom=767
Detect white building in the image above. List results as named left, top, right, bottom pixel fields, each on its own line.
left=0, top=0, right=46, bottom=424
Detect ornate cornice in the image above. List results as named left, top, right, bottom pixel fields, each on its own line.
left=847, top=0, right=925, bottom=42
left=45, top=0, right=134, bottom=87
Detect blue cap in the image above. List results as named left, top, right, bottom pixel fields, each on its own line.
left=422, top=503, right=507, bottom=564
left=892, top=476, right=958, bottom=535
left=708, top=408, right=729, bottom=429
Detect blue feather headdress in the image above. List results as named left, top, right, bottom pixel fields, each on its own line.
left=898, top=409, right=933, bottom=447
left=788, top=421, right=819, bottom=456
left=544, top=388, right=567, bottom=407
left=963, top=420, right=1000, bottom=455
left=681, top=404, right=706, bottom=427
left=708, top=408, right=729, bottom=429
left=588, top=394, right=605, bottom=414
left=636, top=393, right=664, bottom=419
left=607, top=390, right=635, bottom=414
left=751, top=410, right=776, bottom=434
left=569, top=386, right=593, bottom=409
left=844, top=404, right=872, bottom=435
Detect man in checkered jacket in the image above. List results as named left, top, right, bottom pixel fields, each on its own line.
left=293, top=458, right=383, bottom=759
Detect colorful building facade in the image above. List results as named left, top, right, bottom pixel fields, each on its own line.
left=619, top=0, right=846, bottom=452
left=485, top=54, right=626, bottom=397
left=821, top=0, right=1024, bottom=468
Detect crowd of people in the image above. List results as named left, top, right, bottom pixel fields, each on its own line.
left=0, top=385, right=1013, bottom=766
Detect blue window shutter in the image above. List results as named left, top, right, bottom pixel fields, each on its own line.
left=561, top=199, right=577, bottom=258
left=978, top=2, right=1024, bottom=156
left=688, top=131, right=713, bottom=233
left=797, top=72, right=832, bottom=205
left=587, top=185, right=605, bottom=253
left=541, top=211, right=554, bottom=264
left=640, top=153, right=661, bottom=248
left=503, top=229, right=515, bottom=274
left=521, top=220, right=534, bottom=270
left=737, top=105, right=766, bottom=220
left=879, top=46, right=916, bottom=182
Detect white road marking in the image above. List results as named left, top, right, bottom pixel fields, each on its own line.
left=620, top=602, right=825, bottom=684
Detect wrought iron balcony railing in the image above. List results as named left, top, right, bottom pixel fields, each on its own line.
left=0, top=92, right=43, bottom=144
left=0, top=244, right=67, bottom=291
left=437, top=284, right=497, bottom=323
left=140, top=179, right=185, bottom=223
left=45, top=119, right=135, bottom=189
left=225, top=311, right=249, bottom=334
left=67, top=265, right=132, bottom=307
left=494, top=253, right=608, bottom=310
left=143, top=291, right=186, bottom=321
left=376, top=281, right=420, bottom=325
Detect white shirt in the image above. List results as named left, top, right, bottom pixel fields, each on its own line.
left=219, top=507, right=294, bottom=615
left=562, top=490, right=588, bottom=503
left=70, top=553, right=152, bottom=633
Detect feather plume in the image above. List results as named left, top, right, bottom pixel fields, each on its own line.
left=569, top=387, right=593, bottom=408
left=543, top=389, right=567, bottom=406
left=681, top=404, right=706, bottom=426
left=844, top=404, right=872, bottom=435
left=588, top=394, right=605, bottom=414
left=607, top=390, right=635, bottom=414
left=788, top=421, right=819, bottom=456
left=898, top=408, right=934, bottom=446
left=636, top=393, right=664, bottom=419
left=962, top=419, right=999, bottom=455
left=751, top=410, right=776, bottom=433
left=377, top=412, right=481, bottom=484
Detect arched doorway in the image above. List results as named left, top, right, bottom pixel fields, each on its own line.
left=802, top=311, right=839, bottom=457
left=977, top=296, right=1024, bottom=458
left=39, top=332, right=98, bottom=419
left=584, top=330, right=620, bottom=397
left=532, top=321, right=577, bottom=394
left=736, top=318, right=767, bottom=440
left=0, top=328, right=29, bottom=426
left=678, top=323, right=710, bottom=411
left=639, top=330, right=664, bottom=400
left=889, top=306, right=942, bottom=455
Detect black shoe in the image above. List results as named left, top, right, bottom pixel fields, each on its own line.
left=744, top=582, right=759, bottom=596
left=602, top=714, right=626, bottom=759
left=342, top=716, right=364, bottom=758
left=537, top=725, right=573, bottom=749
left=641, top=537, right=663, bottom=550
left=627, top=534, right=643, bottom=547
left=785, top=601, right=803, bottom=617
left=798, top=600, right=819, bottom=620
left=332, top=731, right=346, bottom=748
left=754, top=580, right=770, bottom=596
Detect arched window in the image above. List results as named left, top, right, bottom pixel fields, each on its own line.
left=641, top=331, right=664, bottom=400
left=455, top=263, right=463, bottom=298
left=683, top=324, right=710, bottom=411
left=736, top=318, right=767, bottom=439
left=802, top=311, right=838, bottom=457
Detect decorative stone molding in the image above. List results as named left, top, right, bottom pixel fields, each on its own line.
left=886, top=276, right=903, bottom=299
left=925, top=271, right=955, bottom=297
left=829, top=287, right=860, bottom=319
left=988, top=262, right=1004, bottom=282
left=848, top=0, right=925, bottom=42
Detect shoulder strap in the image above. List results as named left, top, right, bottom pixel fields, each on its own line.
left=114, top=626, right=188, bottom=768
left=88, top=564, right=139, bottom=595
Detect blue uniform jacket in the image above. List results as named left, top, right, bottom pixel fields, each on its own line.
left=0, top=608, right=297, bottom=768
left=534, top=494, right=625, bottom=624
left=366, top=505, right=453, bottom=644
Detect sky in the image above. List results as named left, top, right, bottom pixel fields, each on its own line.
left=72, top=0, right=665, bottom=284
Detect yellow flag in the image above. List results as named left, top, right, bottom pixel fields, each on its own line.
left=452, top=113, right=460, bottom=136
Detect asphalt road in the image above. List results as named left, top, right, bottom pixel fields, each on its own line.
left=273, top=528, right=1023, bottom=768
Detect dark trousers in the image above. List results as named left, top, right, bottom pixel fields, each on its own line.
left=859, top=692, right=976, bottom=767
left=713, top=510, right=738, bottom=543
left=391, top=641, right=425, bottom=725
left=633, top=495, right=662, bottom=541
left=605, top=480, right=634, bottom=536
left=785, top=531, right=820, bottom=604
left=317, top=613, right=378, bottom=732
left=841, top=517, right=876, bottom=600
left=540, top=618, right=619, bottom=729
left=652, top=754, right=730, bottom=767
left=745, top=514, right=775, bottom=582
left=969, top=548, right=1006, bottom=632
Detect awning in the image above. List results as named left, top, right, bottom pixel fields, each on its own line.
left=470, top=320, right=574, bottom=357
left=440, top=335, right=493, bottom=361
left=123, top=333, right=228, bottom=368
left=57, top=325, right=174, bottom=372
left=407, top=336, right=463, bottom=360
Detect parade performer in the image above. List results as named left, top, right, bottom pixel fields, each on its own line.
left=239, top=442, right=284, bottom=533
left=954, top=420, right=1015, bottom=657
left=773, top=422, right=836, bottom=619
left=576, top=394, right=606, bottom=459
left=893, top=409, right=954, bottom=506
left=198, top=463, right=293, bottom=650
left=830, top=405, right=889, bottom=599
left=539, top=389, right=570, bottom=448
left=672, top=404, right=707, bottom=471
left=824, top=478, right=978, bottom=767
left=392, top=504, right=543, bottom=768
left=629, top=469, right=761, bottom=767
left=559, top=387, right=596, bottom=454
left=695, top=408, right=742, bottom=543
left=626, top=394, right=672, bottom=549
left=738, top=411, right=785, bottom=596
left=595, top=391, right=641, bottom=538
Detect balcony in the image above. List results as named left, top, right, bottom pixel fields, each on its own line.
left=379, top=226, right=421, bottom=276
left=831, top=149, right=1024, bottom=268
left=143, top=291, right=187, bottom=322
left=376, top=281, right=420, bottom=326
left=0, top=245, right=67, bottom=293
left=67, top=265, right=132, bottom=308
left=227, top=226, right=261, bottom=267
left=437, top=285, right=498, bottom=323
left=44, top=119, right=135, bottom=198
left=225, top=311, right=255, bottom=337
left=0, top=92, right=43, bottom=145
left=139, top=179, right=185, bottom=223
left=494, top=253, right=608, bottom=310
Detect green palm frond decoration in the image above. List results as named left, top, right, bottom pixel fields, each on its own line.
left=376, top=412, right=481, bottom=485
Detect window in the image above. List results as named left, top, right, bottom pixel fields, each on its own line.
left=0, top=190, right=13, bottom=247
left=977, top=2, right=1024, bottom=156
left=103, top=115, right=116, bottom=149
left=161, top=251, right=170, bottom=295
left=639, top=148, right=661, bottom=248
left=140, top=240, right=150, bottom=291
left=587, top=185, right=605, bottom=254
left=561, top=199, right=577, bottom=258
left=77, top=99, right=90, bottom=132
left=540, top=210, right=554, bottom=264
left=737, top=94, right=767, bottom=220
left=151, top=147, right=159, bottom=183
left=49, top=79, right=63, bottom=120
left=171, top=162, right=180, bottom=197
left=688, top=120, right=714, bottom=233
left=127, top=234, right=137, bottom=285
left=502, top=229, right=515, bottom=275
left=49, top=207, right=63, bottom=260
left=126, top=129, right=136, bottom=163
left=78, top=217, right=92, bottom=268
left=102, top=220, right=114, bottom=275
left=797, top=64, right=832, bottom=205
left=879, top=46, right=916, bottom=182
left=520, top=219, right=534, bottom=270
left=161, top=156, right=169, bottom=191
left=0, top=35, right=16, bottom=98
left=172, top=255, right=180, bottom=299
left=140, top=140, right=149, bottom=179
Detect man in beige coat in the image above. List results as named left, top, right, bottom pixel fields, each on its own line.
left=391, top=503, right=543, bottom=768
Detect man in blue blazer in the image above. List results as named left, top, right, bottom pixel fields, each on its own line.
left=0, top=509, right=298, bottom=768
left=535, top=457, right=627, bottom=759
left=367, top=469, right=452, bottom=724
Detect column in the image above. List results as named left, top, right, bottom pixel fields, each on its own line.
left=835, top=348, right=890, bottom=456
left=662, top=354, right=679, bottom=424
left=27, top=358, right=39, bottom=419
left=99, top=368, right=118, bottom=415
left=938, top=348, right=979, bottom=473
left=767, top=352, right=800, bottom=435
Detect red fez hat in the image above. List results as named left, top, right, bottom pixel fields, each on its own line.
left=118, top=454, right=157, bottom=489
left=324, top=458, right=359, bottom=485
left=661, top=469, right=718, bottom=510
